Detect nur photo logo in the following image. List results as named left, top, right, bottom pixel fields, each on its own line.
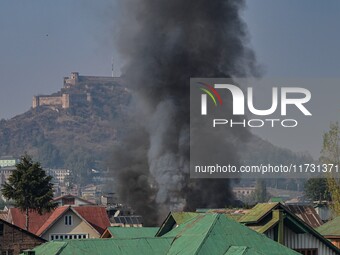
left=196, top=79, right=312, bottom=128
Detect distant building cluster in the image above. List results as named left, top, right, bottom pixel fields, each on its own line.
left=0, top=156, right=19, bottom=187
left=1, top=159, right=340, bottom=254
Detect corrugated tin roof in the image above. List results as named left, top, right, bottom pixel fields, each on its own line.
left=237, top=203, right=340, bottom=254
left=24, top=241, right=67, bottom=254
left=156, top=212, right=200, bottom=237
left=163, top=213, right=300, bottom=255
left=285, top=204, right=323, bottom=228
left=74, top=206, right=110, bottom=234
left=11, top=206, right=111, bottom=236
left=36, top=206, right=70, bottom=236
left=9, top=208, right=53, bottom=234
left=106, top=227, right=158, bottom=238
left=317, top=216, right=340, bottom=236
left=238, top=203, right=279, bottom=223
left=26, top=213, right=301, bottom=255
left=171, top=212, right=199, bottom=224
left=25, top=237, right=174, bottom=255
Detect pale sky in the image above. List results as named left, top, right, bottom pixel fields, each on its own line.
left=1, top=0, right=340, bottom=157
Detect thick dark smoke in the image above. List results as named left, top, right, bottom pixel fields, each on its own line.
left=110, top=0, right=259, bottom=226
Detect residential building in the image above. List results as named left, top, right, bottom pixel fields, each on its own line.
left=0, top=156, right=18, bottom=168
left=236, top=203, right=339, bottom=255
left=0, top=166, right=15, bottom=186
left=81, top=184, right=101, bottom=202
left=317, top=216, right=340, bottom=249
left=232, top=186, right=255, bottom=199
left=100, top=193, right=116, bottom=206
left=45, top=169, right=71, bottom=185
left=0, top=219, right=45, bottom=255
left=26, top=213, right=301, bottom=255
left=8, top=206, right=110, bottom=241
left=59, top=184, right=79, bottom=197
left=53, top=194, right=94, bottom=207
left=285, top=204, right=324, bottom=228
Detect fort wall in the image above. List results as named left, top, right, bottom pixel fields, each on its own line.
left=33, top=72, right=120, bottom=109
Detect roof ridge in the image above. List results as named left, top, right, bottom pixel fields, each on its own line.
left=193, top=214, right=219, bottom=255
left=71, top=207, right=101, bottom=235
left=36, top=206, right=71, bottom=236
left=280, top=203, right=340, bottom=254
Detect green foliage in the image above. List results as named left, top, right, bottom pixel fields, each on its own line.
left=304, top=178, right=330, bottom=201
left=1, top=154, right=57, bottom=229
left=254, top=179, right=269, bottom=203
left=320, top=122, right=340, bottom=216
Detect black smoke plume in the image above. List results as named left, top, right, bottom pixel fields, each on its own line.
left=110, top=0, right=259, bottom=226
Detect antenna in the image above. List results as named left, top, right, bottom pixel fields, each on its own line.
left=111, top=57, right=114, bottom=77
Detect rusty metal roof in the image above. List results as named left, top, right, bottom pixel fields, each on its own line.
left=285, top=204, right=323, bottom=228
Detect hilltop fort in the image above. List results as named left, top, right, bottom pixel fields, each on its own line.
left=32, top=72, right=122, bottom=109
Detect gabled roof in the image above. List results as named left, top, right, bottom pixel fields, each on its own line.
left=73, top=206, right=110, bottom=234
left=285, top=204, right=323, bottom=228
left=9, top=208, right=53, bottom=234
left=317, top=216, right=340, bottom=237
left=239, top=203, right=340, bottom=254
left=11, top=206, right=111, bottom=236
left=27, top=213, right=300, bottom=255
left=238, top=202, right=279, bottom=223
left=156, top=212, right=199, bottom=236
left=36, top=206, right=71, bottom=236
left=53, top=194, right=94, bottom=205
left=101, top=227, right=158, bottom=238
left=0, top=218, right=46, bottom=242
left=162, top=214, right=300, bottom=255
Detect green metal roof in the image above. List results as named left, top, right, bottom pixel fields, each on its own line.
left=163, top=213, right=300, bottom=255
left=106, top=226, right=158, bottom=238
left=269, top=197, right=284, bottom=203
left=171, top=212, right=199, bottom=224
left=25, top=242, right=67, bottom=254
left=25, top=237, right=174, bottom=255
left=25, top=212, right=301, bottom=255
left=156, top=212, right=200, bottom=237
left=238, top=203, right=279, bottom=223
left=238, top=202, right=340, bottom=254
left=317, top=216, right=340, bottom=236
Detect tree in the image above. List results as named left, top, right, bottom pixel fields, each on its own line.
left=320, top=122, right=340, bottom=216
left=1, top=155, right=57, bottom=230
left=304, top=178, right=330, bottom=201
left=254, top=179, right=268, bottom=203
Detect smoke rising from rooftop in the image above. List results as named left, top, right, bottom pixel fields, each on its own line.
left=110, top=0, right=259, bottom=225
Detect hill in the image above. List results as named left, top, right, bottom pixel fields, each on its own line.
left=0, top=76, right=130, bottom=184
left=0, top=74, right=314, bottom=186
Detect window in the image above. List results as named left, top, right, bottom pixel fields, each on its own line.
left=64, top=215, right=72, bottom=225
left=50, top=234, right=88, bottom=241
left=0, top=223, right=3, bottom=236
left=295, top=249, right=318, bottom=255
